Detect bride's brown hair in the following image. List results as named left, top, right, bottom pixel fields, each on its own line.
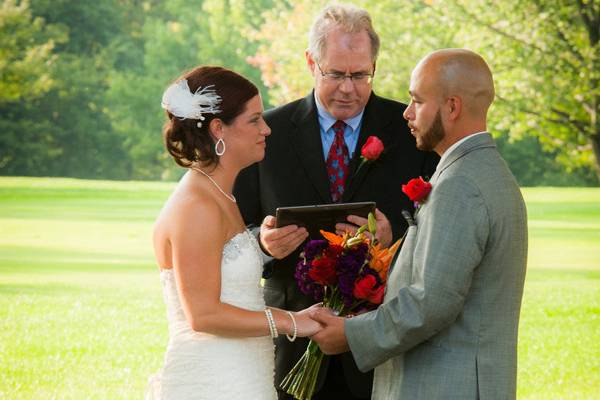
left=162, top=66, right=259, bottom=168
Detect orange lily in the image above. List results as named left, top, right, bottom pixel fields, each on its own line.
left=369, top=239, right=402, bottom=281
left=319, top=230, right=345, bottom=246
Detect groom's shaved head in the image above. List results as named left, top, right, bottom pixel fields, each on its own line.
left=415, top=49, right=495, bottom=117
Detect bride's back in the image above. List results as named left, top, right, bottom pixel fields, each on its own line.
left=148, top=173, right=276, bottom=400
left=153, top=173, right=240, bottom=271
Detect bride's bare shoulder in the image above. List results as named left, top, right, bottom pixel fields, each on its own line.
left=154, top=178, right=225, bottom=241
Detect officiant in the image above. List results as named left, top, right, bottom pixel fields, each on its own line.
left=234, top=4, right=437, bottom=399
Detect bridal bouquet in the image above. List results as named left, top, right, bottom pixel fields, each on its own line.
left=280, top=214, right=401, bottom=400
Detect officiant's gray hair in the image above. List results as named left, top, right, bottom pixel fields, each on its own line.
left=308, top=4, right=380, bottom=62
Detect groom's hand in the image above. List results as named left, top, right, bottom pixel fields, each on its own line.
left=309, top=308, right=349, bottom=355
left=335, top=208, right=392, bottom=248
left=259, top=216, right=308, bottom=259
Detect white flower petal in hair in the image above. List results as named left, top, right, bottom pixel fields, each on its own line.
left=161, top=79, right=222, bottom=121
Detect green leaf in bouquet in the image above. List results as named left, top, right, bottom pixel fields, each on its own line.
left=356, top=223, right=368, bottom=235
left=368, top=212, right=377, bottom=235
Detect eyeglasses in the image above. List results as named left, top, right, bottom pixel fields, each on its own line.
left=316, top=62, right=374, bottom=85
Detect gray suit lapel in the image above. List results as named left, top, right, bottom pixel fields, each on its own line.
left=430, top=133, right=496, bottom=184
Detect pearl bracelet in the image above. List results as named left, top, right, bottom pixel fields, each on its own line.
left=264, top=308, right=278, bottom=338
left=285, top=311, right=297, bottom=342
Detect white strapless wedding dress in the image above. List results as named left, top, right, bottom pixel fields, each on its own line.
left=146, top=231, right=277, bottom=399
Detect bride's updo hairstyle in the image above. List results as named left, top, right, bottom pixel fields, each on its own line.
left=162, top=66, right=259, bottom=168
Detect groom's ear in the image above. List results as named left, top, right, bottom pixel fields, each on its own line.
left=446, top=96, right=462, bottom=121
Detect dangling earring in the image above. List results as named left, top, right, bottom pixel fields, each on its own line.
left=215, top=138, right=226, bottom=156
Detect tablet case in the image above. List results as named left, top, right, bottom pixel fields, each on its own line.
left=275, top=201, right=376, bottom=239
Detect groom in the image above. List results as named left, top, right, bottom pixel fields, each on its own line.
left=310, top=49, right=528, bottom=399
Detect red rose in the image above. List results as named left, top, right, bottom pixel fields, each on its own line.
left=402, top=176, right=432, bottom=203
left=325, top=245, right=343, bottom=259
left=353, top=274, right=377, bottom=300
left=353, top=274, right=385, bottom=304
left=360, top=136, right=384, bottom=161
left=309, top=257, right=337, bottom=285
left=368, top=285, right=385, bottom=305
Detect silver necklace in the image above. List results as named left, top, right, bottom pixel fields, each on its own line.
left=190, top=167, right=237, bottom=203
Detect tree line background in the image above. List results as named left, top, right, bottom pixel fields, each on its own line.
left=1, top=0, right=598, bottom=185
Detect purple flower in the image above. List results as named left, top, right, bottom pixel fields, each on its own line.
left=303, top=240, right=328, bottom=260
left=336, top=247, right=368, bottom=307
left=294, top=240, right=329, bottom=301
left=294, top=259, right=324, bottom=301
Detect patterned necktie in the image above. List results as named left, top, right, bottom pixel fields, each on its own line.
left=326, top=120, right=350, bottom=202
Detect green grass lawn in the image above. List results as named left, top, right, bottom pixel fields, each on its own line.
left=0, top=177, right=598, bottom=399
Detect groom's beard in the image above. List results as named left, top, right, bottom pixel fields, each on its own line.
left=417, top=110, right=445, bottom=152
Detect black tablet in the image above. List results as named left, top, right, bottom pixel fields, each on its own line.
left=275, top=201, right=376, bottom=239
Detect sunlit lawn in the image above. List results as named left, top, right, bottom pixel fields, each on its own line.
left=0, top=177, right=598, bottom=399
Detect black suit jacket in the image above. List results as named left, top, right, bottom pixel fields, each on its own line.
left=234, top=91, right=438, bottom=397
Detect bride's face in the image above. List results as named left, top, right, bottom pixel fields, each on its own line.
left=222, top=95, right=271, bottom=167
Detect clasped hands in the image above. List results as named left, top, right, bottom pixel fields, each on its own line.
left=262, top=209, right=392, bottom=354
left=293, top=304, right=350, bottom=355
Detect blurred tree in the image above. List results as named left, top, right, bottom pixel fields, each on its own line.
left=0, top=0, right=64, bottom=173
left=496, top=135, right=597, bottom=186
left=249, top=0, right=599, bottom=185
left=1, top=0, right=596, bottom=184
left=0, top=0, right=130, bottom=178
left=0, top=0, right=68, bottom=175
left=434, top=0, right=600, bottom=181
left=106, top=0, right=277, bottom=180
left=0, top=0, right=63, bottom=103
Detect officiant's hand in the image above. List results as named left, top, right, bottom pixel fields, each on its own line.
left=335, top=208, right=392, bottom=248
left=259, top=215, right=308, bottom=259
left=308, top=307, right=349, bottom=355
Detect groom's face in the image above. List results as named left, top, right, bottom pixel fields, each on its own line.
left=307, top=28, right=374, bottom=120
left=417, top=110, right=445, bottom=152
left=404, top=68, right=446, bottom=152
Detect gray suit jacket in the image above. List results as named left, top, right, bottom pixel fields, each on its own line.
left=345, top=133, right=528, bottom=399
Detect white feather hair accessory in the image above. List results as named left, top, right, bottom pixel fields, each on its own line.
left=161, top=79, right=222, bottom=127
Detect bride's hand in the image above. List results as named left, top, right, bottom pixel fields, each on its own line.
left=293, top=304, right=323, bottom=337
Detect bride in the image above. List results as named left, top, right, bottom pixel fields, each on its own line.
left=147, top=66, right=318, bottom=399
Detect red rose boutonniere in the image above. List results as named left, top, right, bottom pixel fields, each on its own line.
left=356, top=136, right=384, bottom=173
left=402, top=176, right=432, bottom=209
left=361, top=136, right=384, bottom=160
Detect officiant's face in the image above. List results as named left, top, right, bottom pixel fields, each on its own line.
left=308, top=28, right=374, bottom=120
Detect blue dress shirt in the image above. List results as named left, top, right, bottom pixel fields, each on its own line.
left=314, top=93, right=364, bottom=160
